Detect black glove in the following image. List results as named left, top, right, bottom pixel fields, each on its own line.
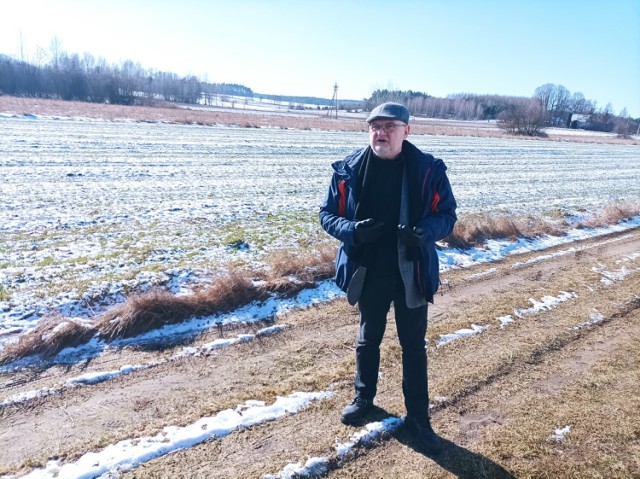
left=354, top=218, right=384, bottom=244
left=398, top=224, right=425, bottom=247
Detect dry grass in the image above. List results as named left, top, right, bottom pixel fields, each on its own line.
left=265, top=242, right=336, bottom=281
left=0, top=96, right=368, bottom=132
left=446, top=201, right=640, bottom=249
left=2, top=200, right=638, bottom=366
left=2, top=202, right=638, bottom=365
left=478, top=306, right=640, bottom=478
left=0, top=315, right=94, bottom=365
left=96, top=272, right=267, bottom=341
left=0, top=254, right=338, bottom=363
left=446, top=213, right=565, bottom=249
left=577, top=201, right=640, bottom=229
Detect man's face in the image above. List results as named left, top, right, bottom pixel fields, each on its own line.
left=368, top=120, right=410, bottom=159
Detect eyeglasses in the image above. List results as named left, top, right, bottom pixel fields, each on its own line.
left=368, top=122, right=407, bottom=133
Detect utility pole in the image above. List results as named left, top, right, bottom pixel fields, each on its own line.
left=327, top=83, right=338, bottom=119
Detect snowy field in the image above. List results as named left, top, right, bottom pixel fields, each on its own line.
left=1, top=114, right=639, bottom=344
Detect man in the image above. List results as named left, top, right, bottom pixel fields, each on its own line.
left=319, top=102, right=457, bottom=455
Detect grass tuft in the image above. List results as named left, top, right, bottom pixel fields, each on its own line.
left=96, top=272, right=265, bottom=341
left=0, top=284, right=10, bottom=301
left=446, top=214, right=565, bottom=249
left=577, top=201, right=640, bottom=229
left=265, top=243, right=336, bottom=281
left=0, top=315, right=94, bottom=365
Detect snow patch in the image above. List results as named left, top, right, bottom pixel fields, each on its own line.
left=265, top=416, right=403, bottom=479
left=437, top=324, right=487, bottom=347
left=496, top=315, right=515, bottom=328
left=263, top=457, right=330, bottom=479
left=66, top=363, right=160, bottom=386
left=573, top=309, right=605, bottom=330
left=335, top=416, right=403, bottom=456
left=0, top=387, right=62, bottom=409
left=593, top=264, right=638, bottom=286
left=465, top=268, right=497, bottom=279
left=514, top=292, right=577, bottom=318
left=550, top=425, right=572, bottom=442
left=22, top=391, right=333, bottom=479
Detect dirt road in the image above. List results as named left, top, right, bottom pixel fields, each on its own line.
left=1, top=228, right=639, bottom=478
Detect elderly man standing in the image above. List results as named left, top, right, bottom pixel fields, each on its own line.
left=319, top=102, right=457, bottom=454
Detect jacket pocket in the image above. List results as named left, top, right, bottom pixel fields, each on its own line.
left=334, top=246, right=354, bottom=293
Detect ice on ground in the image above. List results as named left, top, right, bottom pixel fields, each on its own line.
left=465, top=268, right=497, bottom=279
left=335, top=417, right=404, bottom=456
left=619, top=251, right=640, bottom=262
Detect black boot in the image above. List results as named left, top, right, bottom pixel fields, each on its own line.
left=405, top=415, right=442, bottom=455
left=341, top=397, right=373, bottom=425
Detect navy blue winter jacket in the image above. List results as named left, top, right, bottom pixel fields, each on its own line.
left=319, top=140, right=457, bottom=303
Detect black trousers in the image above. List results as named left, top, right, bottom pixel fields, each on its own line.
left=354, top=273, right=430, bottom=420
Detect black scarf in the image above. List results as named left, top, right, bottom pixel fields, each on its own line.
left=403, top=141, right=424, bottom=262
left=349, top=142, right=423, bottom=266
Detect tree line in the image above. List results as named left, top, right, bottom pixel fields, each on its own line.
left=365, top=86, right=638, bottom=136
left=0, top=52, right=252, bottom=106
left=0, top=50, right=344, bottom=110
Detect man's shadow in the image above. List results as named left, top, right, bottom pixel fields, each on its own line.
left=367, top=407, right=516, bottom=479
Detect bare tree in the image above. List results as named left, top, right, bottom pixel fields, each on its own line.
left=18, top=30, right=26, bottom=63
left=497, top=98, right=545, bottom=136
left=614, top=107, right=634, bottom=138
left=49, top=36, right=62, bottom=70
left=534, top=83, right=554, bottom=120
left=570, top=92, right=592, bottom=114
left=550, top=85, right=571, bottom=125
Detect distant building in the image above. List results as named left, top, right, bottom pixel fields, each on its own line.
left=569, top=113, right=590, bottom=129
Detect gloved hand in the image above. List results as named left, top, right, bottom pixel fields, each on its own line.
left=354, top=218, right=384, bottom=244
left=398, top=224, right=425, bottom=247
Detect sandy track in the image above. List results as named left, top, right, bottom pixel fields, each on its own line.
left=1, top=228, right=639, bottom=478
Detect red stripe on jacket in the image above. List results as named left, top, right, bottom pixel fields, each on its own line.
left=422, top=167, right=440, bottom=214
left=337, top=179, right=347, bottom=217
left=431, top=191, right=440, bottom=213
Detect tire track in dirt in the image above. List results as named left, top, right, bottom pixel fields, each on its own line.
left=320, top=233, right=640, bottom=478
left=332, top=292, right=639, bottom=479
left=119, top=229, right=640, bottom=478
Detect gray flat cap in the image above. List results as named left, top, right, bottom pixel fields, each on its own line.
left=366, top=102, right=410, bottom=124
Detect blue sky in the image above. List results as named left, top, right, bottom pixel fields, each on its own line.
left=2, top=0, right=639, bottom=116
